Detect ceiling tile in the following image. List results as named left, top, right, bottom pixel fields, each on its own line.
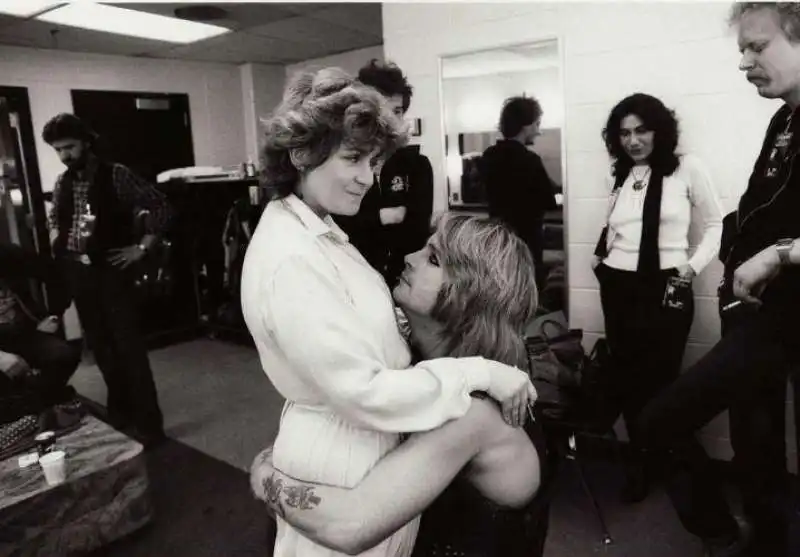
left=0, top=18, right=177, bottom=56
left=248, top=15, right=379, bottom=45
left=278, top=3, right=332, bottom=16
left=307, top=4, right=382, bottom=36
left=0, top=4, right=384, bottom=65
left=157, top=30, right=331, bottom=64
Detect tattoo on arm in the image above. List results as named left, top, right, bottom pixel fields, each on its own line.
left=261, top=472, right=322, bottom=519
left=262, top=473, right=287, bottom=518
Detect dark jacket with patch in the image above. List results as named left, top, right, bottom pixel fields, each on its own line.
left=719, top=104, right=800, bottom=309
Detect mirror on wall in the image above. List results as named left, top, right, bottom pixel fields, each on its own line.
left=440, top=39, right=567, bottom=316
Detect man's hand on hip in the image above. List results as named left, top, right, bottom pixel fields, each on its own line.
left=107, top=245, right=146, bottom=268
left=733, top=245, right=781, bottom=305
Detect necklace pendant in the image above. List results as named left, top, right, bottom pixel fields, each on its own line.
left=633, top=180, right=645, bottom=191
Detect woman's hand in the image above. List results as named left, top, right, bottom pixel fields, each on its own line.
left=676, top=264, right=696, bottom=281
left=485, top=362, right=538, bottom=428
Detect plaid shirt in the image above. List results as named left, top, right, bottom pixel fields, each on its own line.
left=48, top=156, right=170, bottom=253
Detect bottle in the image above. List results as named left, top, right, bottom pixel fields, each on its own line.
left=245, top=159, right=256, bottom=178
left=78, top=203, right=96, bottom=252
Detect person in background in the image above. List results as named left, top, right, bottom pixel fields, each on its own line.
left=0, top=242, right=79, bottom=406
left=335, top=59, right=434, bottom=288
left=241, top=67, right=535, bottom=557
left=251, top=214, right=553, bottom=557
left=42, top=113, right=170, bottom=447
left=591, top=93, right=725, bottom=506
left=637, top=4, right=800, bottom=556
left=479, top=95, right=558, bottom=290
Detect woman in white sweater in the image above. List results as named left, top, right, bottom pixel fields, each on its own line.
left=591, top=93, right=724, bottom=504
left=240, top=67, right=535, bottom=557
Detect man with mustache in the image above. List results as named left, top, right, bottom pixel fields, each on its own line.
left=636, top=3, right=800, bottom=556
left=42, top=113, right=170, bottom=447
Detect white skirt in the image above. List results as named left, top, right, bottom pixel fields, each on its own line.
left=271, top=401, right=419, bottom=557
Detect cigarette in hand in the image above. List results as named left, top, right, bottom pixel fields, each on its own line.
left=722, top=300, right=743, bottom=312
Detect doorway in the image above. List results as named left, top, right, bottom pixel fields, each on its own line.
left=71, top=90, right=195, bottom=182
left=0, top=86, right=51, bottom=309
left=0, top=87, right=48, bottom=254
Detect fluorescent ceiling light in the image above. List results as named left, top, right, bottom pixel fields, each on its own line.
left=36, top=2, right=230, bottom=44
left=0, top=1, right=62, bottom=18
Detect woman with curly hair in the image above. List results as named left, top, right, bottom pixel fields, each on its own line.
left=251, top=214, right=554, bottom=557
left=240, top=68, right=536, bottom=556
left=591, top=93, right=725, bottom=503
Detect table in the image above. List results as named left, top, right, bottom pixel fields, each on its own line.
left=0, top=416, right=152, bottom=556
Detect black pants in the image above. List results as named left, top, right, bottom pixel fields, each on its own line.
left=596, top=264, right=694, bottom=448
left=637, top=304, right=798, bottom=554
left=63, top=258, right=163, bottom=435
left=0, top=323, right=81, bottom=405
left=597, top=264, right=740, bottom=540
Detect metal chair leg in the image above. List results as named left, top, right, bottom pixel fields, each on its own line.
left=570, top=434, right=614, bottom=545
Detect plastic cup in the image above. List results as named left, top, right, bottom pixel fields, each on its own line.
left=39, top=450, right=67, bottom=486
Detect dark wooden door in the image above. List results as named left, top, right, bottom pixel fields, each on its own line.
left=71, top=90, right=194, bottom=182
left=71, top=90, right=199, bottom=347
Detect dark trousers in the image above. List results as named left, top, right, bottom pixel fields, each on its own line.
left=597, top=264, right=740, bottom=540
left=636, top=305, right=798, bottom=554
left=596, top=264, right=694, bottom=448
left=0, top=324, right=81, bottom=405
left=63, top=258, right=163, bottom=434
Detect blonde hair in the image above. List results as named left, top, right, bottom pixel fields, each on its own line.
left=431, top=214, right=538, bottom=369
left=260, top=67, right=408, bottom=199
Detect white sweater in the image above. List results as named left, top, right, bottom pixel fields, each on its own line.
left=603, top=154, right=724, bottom=274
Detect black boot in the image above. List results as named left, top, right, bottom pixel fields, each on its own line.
left=620, top=454, right=649, bottom=504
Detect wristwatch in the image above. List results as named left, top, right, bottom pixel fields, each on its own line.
left=775, top=237, right=795, bottom=266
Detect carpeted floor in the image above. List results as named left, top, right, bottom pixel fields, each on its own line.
left=69, top=339, right=798, bottom=556
left=84, top=436, right=273, bottom=557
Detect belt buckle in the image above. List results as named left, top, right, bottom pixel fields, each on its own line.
left=79, top=254, right=91, bottom=265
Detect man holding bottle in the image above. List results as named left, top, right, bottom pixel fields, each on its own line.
left=42, top=113, right=171, bottom=447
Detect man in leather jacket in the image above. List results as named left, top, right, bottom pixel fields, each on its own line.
left=636, top=4, right=800, bottom=556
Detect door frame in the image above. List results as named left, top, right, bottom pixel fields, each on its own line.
left=0, top=85, right=49, bottom=257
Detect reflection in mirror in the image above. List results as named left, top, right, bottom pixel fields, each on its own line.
left=440, top=40, right=567, bottom=318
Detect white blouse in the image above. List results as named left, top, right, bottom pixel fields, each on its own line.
left=240, top=194, right=495, bottom=434
left=603, top=154, right=724, bottom=274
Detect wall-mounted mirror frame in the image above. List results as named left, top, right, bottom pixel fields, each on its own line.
left=436, top=36, right=570, bottom=320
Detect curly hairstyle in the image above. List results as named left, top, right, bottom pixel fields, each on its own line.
left=42, top=113, right=98, bottom=146
left=602, top=93, right=680, bottom=179
left=261, top=67, right=409, bottom=200
left=429, top=214, right=538, bottom=370
left=499, top=95, right=542, bottom=139
left=729, top=2, right=800, bottom=41
left=357, top=59, right=413, bottom=113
